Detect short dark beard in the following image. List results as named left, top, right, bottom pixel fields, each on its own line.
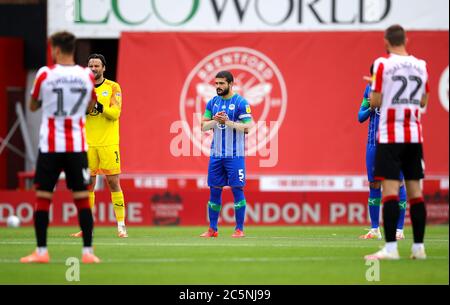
left=217, top=87, right=229, bottom=96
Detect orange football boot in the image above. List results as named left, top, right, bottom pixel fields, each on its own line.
left=200, top=228, right=218, bottom=238
left=231, top=229, right=245, bottom=238
left=20, top=250, right=50, bottom=264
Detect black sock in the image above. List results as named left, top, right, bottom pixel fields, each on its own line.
left=34, top=211, right=49, bottom=247
left=78, top=208, right=94, bottom=247
left=383, top=200, right=400, bottom=242
left=410, top=202, right=427, bottom=243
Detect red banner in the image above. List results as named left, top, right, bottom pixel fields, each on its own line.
left=0, top=38, right=26, bottom=188
left=117, top=32, right=448, bottom=176
left=1, top=190, right=447, bottom=226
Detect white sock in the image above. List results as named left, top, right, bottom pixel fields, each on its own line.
left=385, top=241, right=398, bottom=253
left=396, top=229, right=403, bottom=233
left=37, top=247, right=48, bottom=255
left=118, top=221, right=125, bottom=227
left=82, top=247, right=93, bottom=255
left=412, top=243, right=424, bottom=252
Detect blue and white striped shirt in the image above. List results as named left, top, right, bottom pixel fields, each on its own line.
left=204, top=94, right=252, bottom=158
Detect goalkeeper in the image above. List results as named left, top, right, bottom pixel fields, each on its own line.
left=71, top=54, right=128, bottom=238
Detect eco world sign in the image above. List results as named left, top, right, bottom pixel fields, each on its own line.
left=48, top=0, right=449, bottom=38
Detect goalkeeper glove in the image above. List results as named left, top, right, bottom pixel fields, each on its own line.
left=94, top=102, right=104, bottom=113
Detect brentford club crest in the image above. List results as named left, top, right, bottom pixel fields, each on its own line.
left=179, top=47, right=287, bottom=157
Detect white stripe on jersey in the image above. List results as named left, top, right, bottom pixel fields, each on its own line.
left=377, top=108, right=423, bottom=143
left=39, top=119, right=50, bottom=152
left=225, top=126, right=233, bottom=157
left=236, top=131, right=245, bottom=157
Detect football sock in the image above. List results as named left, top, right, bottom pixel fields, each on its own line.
left=208, top=201, right=221, bottom=232
left=78, top=209, right=94, bottom=247
left=410, top=198, right=426, bottom=243
left=412, top=243, right=425, bottom=252
left=89, top=191, right=95, bottom=210
left=382, top=196, right=400, bottom=242
left=37, top=247, right=48, bottom=255
left=385, top=241, right=398, bottom=253
left=397, top=185, right=407, bottom=230
left=234, top=200, right=246, bottom=231
left=34, top=197, right=51, bottom=248
left=82, top=247, right=94, bottom=255
left=210, top=187, right=222, bottom=203
left=75, top=197, right=94, bottom=247
left=232, top=187, right=246, bottom=231
left=368, top=187, right=381, bottom=229
left=111, top=191, right=125, bottom=225
left=34, top=210, right=49, bottom=248
left=208, top=188, right=222, bottom=232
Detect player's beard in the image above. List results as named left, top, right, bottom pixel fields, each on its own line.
left=94, top=72, right=102, bottom=80
left=217, top=86, right=229, bottom=96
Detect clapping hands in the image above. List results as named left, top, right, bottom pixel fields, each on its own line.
left=213, top=111, right=229, bottom=124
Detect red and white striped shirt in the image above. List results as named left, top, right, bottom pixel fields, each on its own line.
left=372, top=54, right=429, bottom=144
left=31, top=64, right=96, bottom=153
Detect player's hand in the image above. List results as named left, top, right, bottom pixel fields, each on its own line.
left=214, top=111, right=228, bottom=124
left=363, top=75, right=372, bottom=83
left=94, top=101, right=104, bottom=113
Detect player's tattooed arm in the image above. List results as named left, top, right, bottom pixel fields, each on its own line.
left=29, top=98, right=42, bottom=112
left=222, top=114, right=253, bottom=132
left=201, top=116, right=218, bottom=131
left=226, top=120, right=253, bottom=133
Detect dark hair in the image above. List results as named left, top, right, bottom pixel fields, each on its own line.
left=88, top=53, right=107, bottom=67
left=49, top=31, right=76, bottom=54
left=384, top=24, right=406, bottom=46
left=215, top=71, right=234, bottom=83
left=370, top=63, right=374, bottom=76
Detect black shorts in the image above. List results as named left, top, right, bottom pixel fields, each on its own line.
left=374, top=143, right=424, bottom=180
left=34, top=152, right=90, bottom=192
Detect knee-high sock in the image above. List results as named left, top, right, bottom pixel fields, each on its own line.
left=89, top=191, right=95, bottom=210
left=74, top=198, right=94, bottom=247
left=410, top=197, right=426, bottom=243
left=34, top=197, right=51, bottom=248
left=208, top=187, right=222, bottom=231
left=383, top=196, right=400, bottom=242
left=232, top=187, right=246, bottom=231
left=368, top=188, right=381, bottom=229
left=397, top=185, right=407, bottom=230
left=111, top=191, right=125, bottom=226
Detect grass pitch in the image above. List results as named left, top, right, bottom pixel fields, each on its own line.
left=0, top=225, right=447, bottom=285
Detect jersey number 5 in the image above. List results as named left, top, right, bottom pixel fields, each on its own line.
left=238, top=169, right=244, bottom=182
